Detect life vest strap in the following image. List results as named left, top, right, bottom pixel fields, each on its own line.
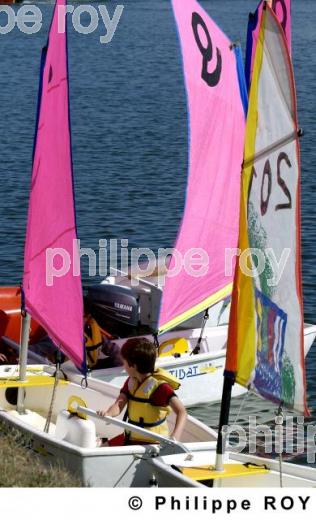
left=86, top=342, right=103, bottom=352
left=126, top=392, right=152, bottom=404
left=128, top=417, right=166, bottom=428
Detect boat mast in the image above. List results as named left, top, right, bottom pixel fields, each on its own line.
left=215, top=374, right=234, bottom=471
left=17, top=308, right=31, bottom=413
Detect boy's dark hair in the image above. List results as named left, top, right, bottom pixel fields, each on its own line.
left=121, top=337, right=156, bottom=374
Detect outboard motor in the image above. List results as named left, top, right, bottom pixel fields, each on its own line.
left=86, top=284, right=148, bottom=337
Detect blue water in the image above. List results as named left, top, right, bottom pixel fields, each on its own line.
left=0, top=0, right=315, bottom=460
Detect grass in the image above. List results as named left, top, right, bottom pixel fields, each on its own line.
left=0, top=422, right=83, bottom=487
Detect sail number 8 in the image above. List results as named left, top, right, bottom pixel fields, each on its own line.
left=191, top=12, right=222, bottom=87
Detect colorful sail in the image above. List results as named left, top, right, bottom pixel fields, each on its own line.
left=158, top=0, right=246, bottom=333
left=245, top=0, right=291, bottom=91
left=23, top=0, right=86, bottom=373
left=225, top=5, right=307, bottom=414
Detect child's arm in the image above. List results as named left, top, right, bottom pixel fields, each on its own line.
left=97, top=392, right=128, bottom=418
left=169, top=396, right=187, bottom=441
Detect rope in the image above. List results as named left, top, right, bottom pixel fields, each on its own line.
left=81, top=375, right=88, bottom=389
left=152, top=332, right=159, bottom=351
left=231, top=389, right=251, bottom=428
left=20, top=284, right=26, bottom=318
left=217, top=298, right=230, bottom=326
left=191, top=308, right=209, bottom=355
left=44, top=348, right=62, bottom=434
left=227, top=388, right=252, bottom=452
left=275, top=404, right=284, bottom=488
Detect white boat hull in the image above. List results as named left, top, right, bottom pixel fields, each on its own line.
left=148, top=449, right=316, bottom=487
left=1, top=371, right=315, bottom=487
left=0, top=370, right=216, bottom=487
left=65, top=323, right=316, bottom=407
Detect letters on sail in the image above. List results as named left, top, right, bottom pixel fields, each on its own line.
left=225, top=5, right=308, bottom=414
left=158, top=0, right=246, bottom=333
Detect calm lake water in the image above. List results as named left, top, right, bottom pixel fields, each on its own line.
left=0, top=0, right=315, bottom=462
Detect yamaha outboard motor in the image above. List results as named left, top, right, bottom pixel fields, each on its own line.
left=86, top=283, right=157, bottom=337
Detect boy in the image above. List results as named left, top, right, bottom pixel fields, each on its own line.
left=97, top=337, right=187, bottom=444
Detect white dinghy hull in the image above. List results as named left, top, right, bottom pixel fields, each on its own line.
left=0, top=371, right=217, bottom=487
left=148, top=450, right=316, bottom=487
left=65, top=323, right=316, bottom=407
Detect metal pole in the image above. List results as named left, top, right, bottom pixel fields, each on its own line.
left=77, top=405, right=191, bottom=454
left=17, top=312, right=31, bottom=414
left=215, top=375, right=234, bottom=471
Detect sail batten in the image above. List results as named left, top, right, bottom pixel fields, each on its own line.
left=243, top=130, right=298, bottom=167
left=158, top=0, right=246, bottom=334
left=226, top=6, right=307, bottom=414
left=23, top=0, right=86, bottom=374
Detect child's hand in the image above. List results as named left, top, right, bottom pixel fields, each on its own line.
left=97, top=409, right=109, bottom=417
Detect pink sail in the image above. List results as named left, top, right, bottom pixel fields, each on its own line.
left=158, top=0, right=246, bottom=333
left=23, top=0, right=86, bottom=372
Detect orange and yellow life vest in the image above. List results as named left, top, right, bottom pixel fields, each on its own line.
left=84, top=317, right=103, bottom=369
left=125, top=368, right=180, bottom=443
